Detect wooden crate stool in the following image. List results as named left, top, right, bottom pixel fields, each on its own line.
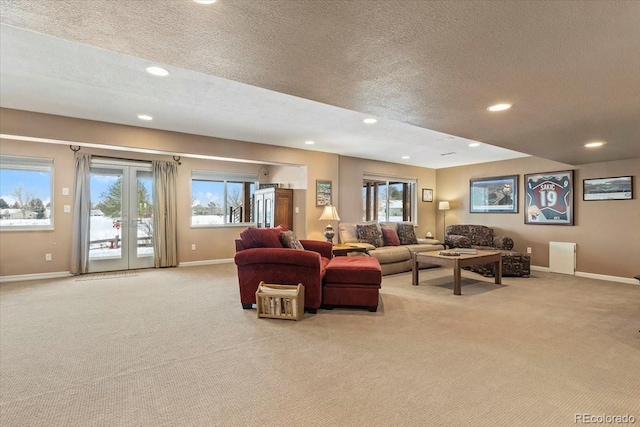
left=255, top=282, right=304, bottom=321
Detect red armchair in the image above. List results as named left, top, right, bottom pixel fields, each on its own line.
left=234, top=229, right=332, bottom=313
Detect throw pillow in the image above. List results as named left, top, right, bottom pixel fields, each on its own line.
left=356, top=223, right=383, bottom=247
left=338, top=222, right=359, bottom=244
left=279, top=230, right=305, bottom=250
left=240, top=227, right=283, bottom=249
left=381, top=228, right=401, bottom=246
left=396, top=223, right=418, bottom=245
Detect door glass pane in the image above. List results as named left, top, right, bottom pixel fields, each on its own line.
left=388, top=182, right=404, bottom=222
left=136, top=171, right=153, bottom=257
left=361, top=186, right=367, bottom=221
left=227, top=181, right=243, bottom=223
left=265, top=198, right=272, bottom=228
left=90, top=170, right=123, bottom=260
left=377, top=182, right=388, bottom=220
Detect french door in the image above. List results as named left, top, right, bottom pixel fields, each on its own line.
left=88, top=160, right=154, bottom=272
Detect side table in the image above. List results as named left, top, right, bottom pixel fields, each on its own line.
left=332, top=244, right=369, bottom=257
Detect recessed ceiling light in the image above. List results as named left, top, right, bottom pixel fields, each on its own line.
left=193, top=0, right=217, bottom=4
left=137, top=114, right=153, bottom=121
left=487, top=103, right=512, bottom=112
left=304, top=140, right=315, bottom=145
left=401, top=156, right=410, bottom=159
left=145, top=66, right=169, bottom=76
left=363, top=118, right=378, bottom=124
left=585, top=141, right=606, bottom=148
left=469, top=143, right=480, bottom=147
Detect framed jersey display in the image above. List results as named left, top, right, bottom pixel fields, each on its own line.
left=524, top=170, right=574, bottom=225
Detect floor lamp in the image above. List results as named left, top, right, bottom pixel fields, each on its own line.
left=439, top=201, right=450, bottom=240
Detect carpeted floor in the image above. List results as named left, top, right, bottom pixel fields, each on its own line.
left=75, top=271, right=139, bottom=281
left=1, top=264, right=638, bottom=426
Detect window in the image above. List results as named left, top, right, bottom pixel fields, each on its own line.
left=191, top=171, right=257, bottom=226
left=0, top=155, right=54, bottom=230
left=362, top=176, right=416, bottom=222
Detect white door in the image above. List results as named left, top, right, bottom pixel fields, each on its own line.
left=88, top=160, right=154, bottom=272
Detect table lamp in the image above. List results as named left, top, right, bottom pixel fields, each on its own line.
left=319, top=205, right=340, bottom=243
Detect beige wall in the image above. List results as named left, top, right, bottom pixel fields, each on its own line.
left=0, top=142, right=73, bottom=276
left=268, top=165, right=308, bottom=233
left=0, top=108, right=338, bottom=275
left=0, top=109, right=439, bottom=276
left=2, top=108, right=637, bottom=280
left=436, top=156, right=640, bottom=278
left=338, top=156, right=438, bottom=239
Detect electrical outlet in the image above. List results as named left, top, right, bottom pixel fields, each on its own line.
left=191, top=244, right=196, bottom=251
left=527, top=247, right=532, bottom=254
left=45, top=253, right=52, bottom=261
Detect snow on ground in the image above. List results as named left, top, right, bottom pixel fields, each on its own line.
left=89, top=215, right=152, bottom=259
left=191, top=215, right=224, bottom=226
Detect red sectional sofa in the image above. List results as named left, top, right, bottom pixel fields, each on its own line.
left=235, top=226, right=384, bottom=313
left=234, top=226, right=332, bottom=313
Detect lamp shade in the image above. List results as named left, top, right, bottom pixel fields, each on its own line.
left=319, top=205, right=341, bottom=221
left=438, top=201, right=450, bottom=211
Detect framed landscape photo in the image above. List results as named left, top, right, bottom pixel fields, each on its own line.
left=422, top=188, right=433, bottom=202
left=469, top=175, right=518, bottom=213
left=524, top=170, right=574, bottom=225
left=316, top=180, right=332, bottom=206
left=583, top=176, right=633, bottom=201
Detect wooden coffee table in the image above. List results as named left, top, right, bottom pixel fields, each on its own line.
left=412, top=250, right=502, bottom=295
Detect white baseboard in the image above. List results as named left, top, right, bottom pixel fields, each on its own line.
left=530, top=265, right=549, bottom=272
left=7, top=262, right=632, bottom=286
left=575, top=271, right=639, bottom=285
left=0, top=271, right=72, bottom=283
left=178, top=258, right=233, bottom=267
left=530, top=265, right=638, bottom=285
left=1, top=259, right=235, bottom=282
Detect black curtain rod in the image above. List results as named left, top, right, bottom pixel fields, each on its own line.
left=92, top=155, right=151, bottom=163
left=69, top=145, right=181, bottom=164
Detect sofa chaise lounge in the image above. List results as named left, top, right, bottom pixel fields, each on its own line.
left=338, top=221, right=444, bottom=275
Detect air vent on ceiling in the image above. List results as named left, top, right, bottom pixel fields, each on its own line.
left=440, top=152, right=456, bottom=156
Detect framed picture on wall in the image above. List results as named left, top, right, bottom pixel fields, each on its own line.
left=524, top=170, right=574, bottom=225
left=583, top=176, right=633, bottom=200
left=316, top=180, right=332, bottom=206
left=469, top=175, right=518, bottom=213
left=422, top=188, right=433, bottom=202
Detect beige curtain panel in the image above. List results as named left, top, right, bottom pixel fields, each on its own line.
left=152, top=160, right=178, bottom=268
left=70, top=152, right=92, bottom=275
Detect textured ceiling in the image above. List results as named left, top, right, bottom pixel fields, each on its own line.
left=1, top=0, right=639, bottom=167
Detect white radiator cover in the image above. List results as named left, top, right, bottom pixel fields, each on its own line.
left=549, top=242, right=576, bottom=275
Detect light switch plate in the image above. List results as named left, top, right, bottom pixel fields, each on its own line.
left=62, top=187, right=69, bottom=196
left=64, top=205, right=71, bottom=213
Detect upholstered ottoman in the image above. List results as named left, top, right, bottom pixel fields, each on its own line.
left=468, top=250, right=531, bottom=277
left=323, top=257, right=382, bottom=312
